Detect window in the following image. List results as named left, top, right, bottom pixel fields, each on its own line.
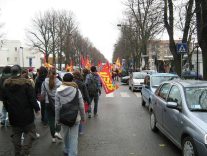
left=15, top=47, right=17, bottom=51
left=14, top=57, right=17, bottom=62
left=167, top=86, right=182, bottom=106
left=7, top=57, right=10, bottom=62
left=157, top=83, right=171, bottom=101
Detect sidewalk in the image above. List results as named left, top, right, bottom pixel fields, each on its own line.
left=0, top=104, right=64, bottom=156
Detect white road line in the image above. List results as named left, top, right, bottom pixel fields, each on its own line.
left=120, top=92, right=130, bottom=97
left=134, top=93, right=141, bottom=98
left=106, top=92, right=114, bottom=97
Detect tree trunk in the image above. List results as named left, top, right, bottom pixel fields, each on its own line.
left=195, top=0, right=207, bottom=80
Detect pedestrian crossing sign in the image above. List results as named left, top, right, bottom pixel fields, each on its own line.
left=176, top=43, right=188, bottom=54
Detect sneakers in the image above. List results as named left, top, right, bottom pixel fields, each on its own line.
left=54, top=132, right=63, bottom=140
left=88, top=113, right=92, bottom=118
left=36, top=133, right=40, bottom=138
left=52, top=138, right=56, bottom=143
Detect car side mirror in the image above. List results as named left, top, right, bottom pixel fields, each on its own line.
left=166, top=102, right=178, bottom=109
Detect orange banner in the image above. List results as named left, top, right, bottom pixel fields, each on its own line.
left=98, top=64, right=118, bottom=94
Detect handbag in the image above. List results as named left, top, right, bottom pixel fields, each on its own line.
left=43, top=83, right=55, bottom=114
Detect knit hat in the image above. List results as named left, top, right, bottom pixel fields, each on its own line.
left=63, top=73, right=73, bottom=82
left=11, top=65, right=21, bottom=76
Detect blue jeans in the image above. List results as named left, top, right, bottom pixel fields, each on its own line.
left=63, top=122, right=80, bottom=156
left=89, top=95, right=99, bottom=115
left=1, top=105, right=7, bottom=124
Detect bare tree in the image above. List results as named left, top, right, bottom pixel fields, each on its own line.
left=195, top=0, right=207, bottom=80
left=27, top=12, right=51, bottom=62
left=163, top=0, right=194, bottom=76
left=124, top=0, right=164, bottom=67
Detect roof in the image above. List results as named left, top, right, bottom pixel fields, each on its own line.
left=150, top=73, right=178, bottom=77
left=172, top=79, right=207, bottom=87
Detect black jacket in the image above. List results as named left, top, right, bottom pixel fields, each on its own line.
left=74, top=79, right=90, bottom=104
left=35, top=76, right=46, bottom=97
left=2, top=77, right=40, bottom=126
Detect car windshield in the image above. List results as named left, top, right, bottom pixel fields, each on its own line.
left=151, top=76, right=177, bottom=87
left=133, top=73, right=146, bottom=79
left=185, top=87, right=207, bottom=111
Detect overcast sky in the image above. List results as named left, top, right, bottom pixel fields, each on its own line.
left=0, top=0, right=125, bottom=61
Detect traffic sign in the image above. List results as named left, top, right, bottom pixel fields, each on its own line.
left=176, top=43, right=188, bottom=54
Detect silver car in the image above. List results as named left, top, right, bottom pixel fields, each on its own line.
left=150, top=80, right=207, bottom=156
left=129, top=72, right=147, bottom=91
left=141, top=73, right=178, bottom=108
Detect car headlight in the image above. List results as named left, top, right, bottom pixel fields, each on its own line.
left=204, top=134, right=207, bottom=144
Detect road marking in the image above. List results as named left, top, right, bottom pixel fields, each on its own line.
left=120, top=92, right=130, bottom=97
left=134, top=93, right=141, bottom=98
left=106, top=92, right=114, bottom=97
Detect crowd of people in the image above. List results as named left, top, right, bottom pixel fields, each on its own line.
left=0, top=65, right=102, bottom=156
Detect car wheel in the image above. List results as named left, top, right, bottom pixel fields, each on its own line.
left=182, top=137, right=197, bottom=156
left=141, top=96, right=146, bottom=106
left=150, top=111, right=158, bottom=132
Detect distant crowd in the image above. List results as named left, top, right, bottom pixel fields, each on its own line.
left=0, top=65, right=102, bottom=156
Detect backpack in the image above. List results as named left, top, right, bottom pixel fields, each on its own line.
left=87, top=74, right=99, bottom=96
left=59, top=89, right=79, bottom=127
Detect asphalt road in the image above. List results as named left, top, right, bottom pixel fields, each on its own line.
left=0, top=83, right=181, bottom=156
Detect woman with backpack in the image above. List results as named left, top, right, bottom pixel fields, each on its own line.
left=55, top=73, right=85, bottom=156
left=41, top=68, right=62, bottom=143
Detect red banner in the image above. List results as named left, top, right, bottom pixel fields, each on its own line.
left=98, top=64, right=118, bottom=94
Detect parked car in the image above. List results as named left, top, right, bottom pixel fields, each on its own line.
left=129, top=72, right=147, bottom=91
left=150, top=80, right=207, bottom=156
left=182, top=71, right=203, bottom=80
left=141, top=73, right=179, bottom=108
left=142, top=70, right=157, bottom=75
left=121, top=75, right=130, bottom=84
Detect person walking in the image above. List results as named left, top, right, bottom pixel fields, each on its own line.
left=21, top=69, right=40, bottom=138
left=35, top=66, right=48, bottom=125
left=2, top=65, right=40, bottom=156
left=55, top=73, right=85, bottom=156
left=73, top=70, right=90, bottom=134
left=85, top=66, right=102, bottom=118
left=41, top=68, right=62, bottom=143
left=0, top=66, right=12, bottom=126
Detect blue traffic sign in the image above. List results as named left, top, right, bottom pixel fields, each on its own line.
left=176, top=43, right=188, bottom=54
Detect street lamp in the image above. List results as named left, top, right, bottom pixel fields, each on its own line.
left=20, top=47, right=24, bottom=67
left=195, top=43, right=199, bottom=80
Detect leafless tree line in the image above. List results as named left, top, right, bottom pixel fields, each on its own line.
left=114, top=0, right=207, bottom=79
left=113, top=0, right=164, bottom=70
left=27, top=9, right=106, bottom=70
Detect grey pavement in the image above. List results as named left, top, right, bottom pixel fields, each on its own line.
left=0, top=84, right=181, bottom=156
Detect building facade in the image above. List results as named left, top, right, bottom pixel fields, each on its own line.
left=0, top=40, right=42, bottom=69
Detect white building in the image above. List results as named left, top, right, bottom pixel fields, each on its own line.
left=0, top=40, right=42, bottom=69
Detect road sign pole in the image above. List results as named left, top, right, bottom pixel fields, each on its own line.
left=181, top=54, right=182, bottom=78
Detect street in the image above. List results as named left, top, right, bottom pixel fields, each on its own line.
left=0, top=84, right=181, bottom=156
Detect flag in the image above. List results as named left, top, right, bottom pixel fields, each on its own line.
left=98, top=63, right=119, bottom=94
left=85, top=57, right=91, bottom=70
left=115, top=57, right=121, bottom=68
left=81, top=55, right=85, bottom=67
left=98, top=60, right=102, bottom=68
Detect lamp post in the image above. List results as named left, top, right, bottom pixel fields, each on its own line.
left=195, top=43, right=199, bottom=80
left=20, top=47, right=24, bottom=67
